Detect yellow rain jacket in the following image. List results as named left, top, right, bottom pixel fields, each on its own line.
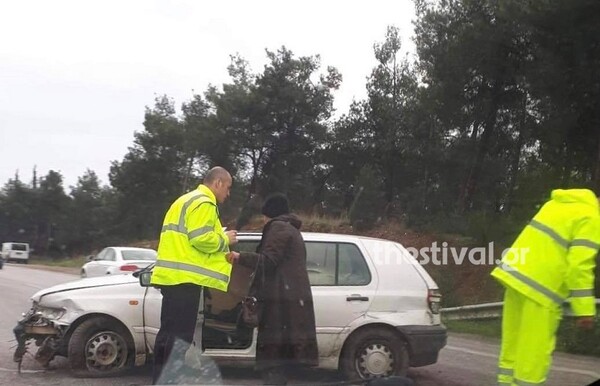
left=492, top=189, right=600, bottom=316
left=151, top=184, right=232, bottom=292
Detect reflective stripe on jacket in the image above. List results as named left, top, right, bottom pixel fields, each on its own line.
left=151, top=184, right=232, bottom=292
left=491, top=189, right=600, bottom=316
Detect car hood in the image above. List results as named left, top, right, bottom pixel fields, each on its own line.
left=31, top=274, right=139, bottom=302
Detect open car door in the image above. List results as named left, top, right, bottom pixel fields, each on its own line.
left=201, top=238, right=260, bottom=353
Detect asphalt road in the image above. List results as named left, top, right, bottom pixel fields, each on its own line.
left=0, top=263, right=598, bottom=386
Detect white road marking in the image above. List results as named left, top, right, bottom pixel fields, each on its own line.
left=0, top=367, right=45, bottom=373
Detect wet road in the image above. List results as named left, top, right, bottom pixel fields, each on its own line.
left=0, top=264, right=598, bottom=385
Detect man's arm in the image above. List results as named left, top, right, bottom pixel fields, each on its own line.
left=186, top=203, right=229, bottom=254
left=566, top=216, right=600, bottom=317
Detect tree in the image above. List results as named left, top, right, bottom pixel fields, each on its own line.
left=66, top=170, right=111, bottom=250
left=0, top=177, right=35, bottom=245
left=208, top=48, right=341, bottom=210
left=329, top=27, right=426, bottom=219
left=254, top=47, right=341, bottom=209
left=518, top=0, right=600, bottom=190
left=109, top=95, right=189, bottom=240
left=37, top=171, right=70, bottom=256
left=414, top=0, right=533, bottom=212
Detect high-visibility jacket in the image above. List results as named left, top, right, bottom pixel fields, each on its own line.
left=492, top=189, right=600, bottom=316
left=151, top=184, right=232, bottom=292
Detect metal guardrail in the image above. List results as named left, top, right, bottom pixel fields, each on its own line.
left=441, top=299, right=600, bottom=321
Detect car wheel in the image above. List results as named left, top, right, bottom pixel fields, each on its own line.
left=340, top=327, right=409, bottom=380
left=81, top=269, right=87, bottom=278
left=68, top=317, right=133, bottom=377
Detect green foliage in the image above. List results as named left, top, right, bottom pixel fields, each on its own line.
left=465, top=211, right=524, bottom=246
left=3, top=1, right=600, bottom=263
left=444, top=319, right=502, bottom=339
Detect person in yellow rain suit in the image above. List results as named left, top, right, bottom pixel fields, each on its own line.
left=491, top=189, right=599, bottom=386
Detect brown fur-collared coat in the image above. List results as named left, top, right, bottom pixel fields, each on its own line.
left=238, top=214, right=318, bottom=370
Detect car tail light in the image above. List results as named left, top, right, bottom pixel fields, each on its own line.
left=428, top=288, right=442, bottom=314
left=120, top=264, right=139, bottom=272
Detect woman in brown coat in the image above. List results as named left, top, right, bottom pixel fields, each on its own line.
left=227, top=193, right=318, bottom=385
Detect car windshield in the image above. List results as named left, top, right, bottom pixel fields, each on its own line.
left=121, top=249, right=157, bottom=261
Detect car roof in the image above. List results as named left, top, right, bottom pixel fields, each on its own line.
left=238, top=231, right=390, bottom=243
left=111, top=246, right=156, bottom=252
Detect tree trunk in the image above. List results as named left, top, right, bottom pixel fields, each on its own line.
left=506, top=126, right=524, bottom=213
left=181, top=155, right=194, bottom=194
left=561, top=141, right=572, bottom=186
left=458, top=86, right=500, bottom=212
left=506, top=96, right=528, bottom=213
left=457, top=120, right=481, bottom=210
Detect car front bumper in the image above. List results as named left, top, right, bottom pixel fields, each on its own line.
left=13, top=308, right=65, bottom=369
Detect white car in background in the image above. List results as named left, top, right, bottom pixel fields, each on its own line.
left=14, top=233, right=446, bottom=380
left=81, top=247, right=157, bottom=278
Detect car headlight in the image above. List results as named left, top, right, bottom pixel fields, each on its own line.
left=35, top=306, right=66, bottom=320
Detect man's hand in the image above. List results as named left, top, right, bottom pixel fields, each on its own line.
left=226, top=251, right=240, bottom=264
left=225, top=230, right=238, bottom=245
left=575, top=316, right=595, bottom=330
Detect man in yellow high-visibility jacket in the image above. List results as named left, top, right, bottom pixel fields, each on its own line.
left=151, top=166, right=238, bottom=384
left=491, top=188, right=599, bottom=386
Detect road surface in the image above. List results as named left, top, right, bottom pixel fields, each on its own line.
left=0, top=263, right=598, bottom=385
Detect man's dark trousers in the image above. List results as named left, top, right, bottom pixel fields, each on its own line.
left=152, top=283, right=202, bottom=385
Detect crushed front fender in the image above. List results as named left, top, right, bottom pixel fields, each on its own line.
left=13, top=309, right=65, bottom=371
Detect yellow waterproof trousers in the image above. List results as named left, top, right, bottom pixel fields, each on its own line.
left=497, top=288, right=562, bottom=385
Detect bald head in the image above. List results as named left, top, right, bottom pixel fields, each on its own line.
left=204, top=166, right=231, bottom=185
left=203, top=166, right=232, bottom=203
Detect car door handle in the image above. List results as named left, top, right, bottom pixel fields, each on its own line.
left=346, top=295, right=369, bottom=302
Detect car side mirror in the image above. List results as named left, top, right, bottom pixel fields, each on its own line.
left=86, top=255, right=95, bottom=262
left=139, top=271, right=153, bottom=287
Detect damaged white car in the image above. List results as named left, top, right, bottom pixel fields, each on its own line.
left=13, top=232, right=447, bottom=380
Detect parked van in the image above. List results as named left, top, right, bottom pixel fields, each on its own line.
left=1, top=242, right=30, bottom=263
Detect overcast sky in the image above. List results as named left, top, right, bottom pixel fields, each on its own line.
left=0, top=0, right=416, bottom=190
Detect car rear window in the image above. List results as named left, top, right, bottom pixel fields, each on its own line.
left=122, top=249, right=157, bottom=261
left=337, top=243, right=371, bottom=286
left=12, top=244, right=28, bottom=251
left=306, top=242, right=371, bottom=286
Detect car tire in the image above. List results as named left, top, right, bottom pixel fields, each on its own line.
left=340, top=327, right=409, bottom=380
left=81, top=269, right=87, bottom=278
left=68, top=317, right=133, bottom=377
